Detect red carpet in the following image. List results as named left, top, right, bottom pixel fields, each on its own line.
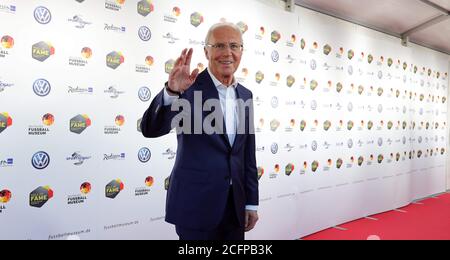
left=302, top=192, right=450, bottom=240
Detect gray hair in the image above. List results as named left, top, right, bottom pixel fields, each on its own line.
left=204, top=22, right=243, bottom=45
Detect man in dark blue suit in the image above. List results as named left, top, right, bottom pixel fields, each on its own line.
left=141, top=23, right=259, bottom=240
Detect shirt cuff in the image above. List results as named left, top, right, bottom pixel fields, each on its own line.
left=245, top=205, right=258, bottom=211
left=163, top=87, right=179, bottom=106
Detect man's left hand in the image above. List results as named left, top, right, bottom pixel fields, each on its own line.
left=245, top=210, right=259, bottom=232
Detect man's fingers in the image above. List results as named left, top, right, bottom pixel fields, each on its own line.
left=180, top=48, right=188, bottom=65
left=185, top=48, right=194, bottom=66
left=174, top=56, right=182, bottom=67
left=190, top=68, right=200, bottom=82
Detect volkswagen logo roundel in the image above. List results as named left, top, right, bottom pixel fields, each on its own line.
left=310, top=59, right=317, bottom=70
left=347, top=139, right=353, bottom=149
left=311, top=100, right=317, bottom=110
left=138, top=26, right=152, bottom=41
left=378, top=71, right=383, bottom=79
left=33, top=79, right=51, bottom=97
left=270, top=143, right=278, bottom=154
left=34, top=6, right=52, bottom=24
left=271, top=96, right=279, bottom=108
left=348, top=65, right=353, bottom=75
left=311, top=141, right=318, bottom=151
left=271, top=50, right=279, bottom=62
left=138, top=147, right=151, bottom=163
left=378, top=138, right=383, bottom=147
left=32, top=151, right=50, bottom=170
left=138, top=87, right=151, bottom=102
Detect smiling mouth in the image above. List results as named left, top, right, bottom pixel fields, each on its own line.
left=219, top=61, right=233, bottom=65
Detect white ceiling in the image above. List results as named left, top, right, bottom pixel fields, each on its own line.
left=295, top=0, right=450, bottom=55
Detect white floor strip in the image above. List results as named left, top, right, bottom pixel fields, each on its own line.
left=333, top=226, right=348, bottom=231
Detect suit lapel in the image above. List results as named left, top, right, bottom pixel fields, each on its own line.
left=232, top=84, right=249, bottom=151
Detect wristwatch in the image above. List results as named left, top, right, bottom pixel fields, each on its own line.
left=165, top=82, right=182, bottom=96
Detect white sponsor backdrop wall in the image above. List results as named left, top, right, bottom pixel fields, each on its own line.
left=0, top=0, right=448, bottom=240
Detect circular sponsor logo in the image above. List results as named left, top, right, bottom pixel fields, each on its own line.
left=270, top=143, right=278, bottom=154
left=271, top=96, right=279, bottom=108
left=348, top=65, right=353, bottom=75
left=32, top=151, right=50, bottom=170
left=347, top=102, right=353, bottom=112
left=310, top=59, right=317, bottom=70
left=418, top=136, right=423, bottom=143
left=378, top=104, right=383, bottom=113
left=271, top=50, right=279, bottom=62
left=138, top=87, right=151, bottom=102
left=33, top=79, right=51, bottom=97
left=378, top=71, right=383, bottom=79
left=138, top=26, right=152, bottom=41
left=138, top=147, right=151, bottom=163
left=347, top=139, right=353, bottom=149
left=378, top=138, right=383, bottom=147
left=311, top=100, right=317, bottom=110
left=34, top=6, right=52, bottom=24
left=311, top=141, right=317, bottom=151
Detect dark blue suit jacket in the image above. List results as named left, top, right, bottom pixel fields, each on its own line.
left=141, top=70, right=258, bottom=231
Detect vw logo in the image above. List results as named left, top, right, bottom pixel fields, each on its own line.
left=271, top=96, right=279, bottom=108
left=418, top=136, right=423, bottom=143
left=310, top=59, right=317, bottom=70
left=377, top=104, right=383, bottom=113
left=348, top=65, right=353, bottom=75
left=138, top=26, right=152, bottom=41
left=138, top=147, right=151, bottom=163
left=311, top=141, right=318, bottom=151
left=270, top=143, right=278, bottom=154
left=32, top=151, right=50, bottom=170
left=347, top=139, right=353, bottom=149
left=271, top=50, right=279, bottom=62
left=378, top=71, right=383, bottom=79
left=402, top=136, right=407, bottom=144
left=34, top=6, right=52, bottom=24
left=347, top=102, right=353, bottom=112
left=378, top=138, right=383, bottom=147
left=311, top=100, right=317, bottom=110
left=33, top=79, right=51, bottom=97
left=138, top=87, right=151, bottom=102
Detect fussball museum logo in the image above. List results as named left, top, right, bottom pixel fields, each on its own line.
left=105, top=0, right=125, bottom=12
left=70, top=114, right=91, bottom=134
left=30, top=186, right=54, bottom=208
left=1, top=35, right=14, bottom=58
left=0, top=112, right=12, bottom=134
left=106, top=179, right=124, bottom=199
left=0, top=189, right=11, bottom=213
left=1, top=190, right=12, bottom=204
left=32, top=41, right=55, bottom=62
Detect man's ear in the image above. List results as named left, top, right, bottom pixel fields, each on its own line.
left=204, top=47, right=209, bottom=61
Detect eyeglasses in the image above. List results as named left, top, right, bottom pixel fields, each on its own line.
left=206, top=43, right=244, bottom=52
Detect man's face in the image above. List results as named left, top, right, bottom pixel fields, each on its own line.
left=205, top=27, right=243, bottom=81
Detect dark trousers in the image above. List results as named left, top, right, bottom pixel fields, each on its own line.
left=176, top=188, right=245, bottom=240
